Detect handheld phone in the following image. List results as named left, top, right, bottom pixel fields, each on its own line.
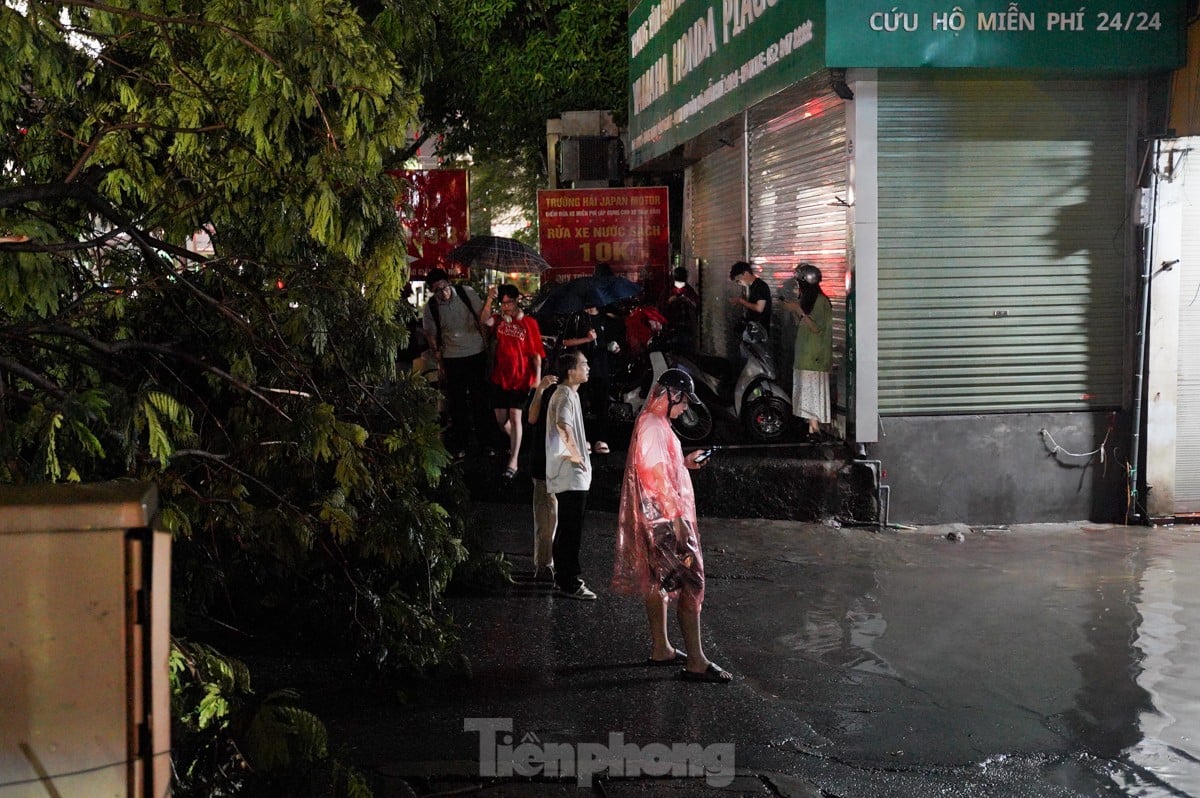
left=693, top=447, right=716, bottom=464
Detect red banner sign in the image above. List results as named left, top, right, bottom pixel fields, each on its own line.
left=537, top=187, right=670, bottom=283
left=390, top=169, right=470, bottom=279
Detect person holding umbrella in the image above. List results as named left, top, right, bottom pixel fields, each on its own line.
left=482, top=283, right=545, bottom=478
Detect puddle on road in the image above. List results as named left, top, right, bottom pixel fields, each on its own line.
left=735, top=525, right=1200, bottom=795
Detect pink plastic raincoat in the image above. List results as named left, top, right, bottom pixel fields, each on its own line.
left=611, top=385, right=705, bottom=611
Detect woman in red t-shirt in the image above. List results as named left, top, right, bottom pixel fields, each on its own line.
left=483, top=284, right=546, bottom=478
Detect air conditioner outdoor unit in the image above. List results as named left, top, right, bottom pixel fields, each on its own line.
left=557, top=136, right=625, bottom=187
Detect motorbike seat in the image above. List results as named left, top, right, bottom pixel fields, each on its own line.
left=695, top=354, right=732, bottom=382
left=687, top=355, right=738, bottom=405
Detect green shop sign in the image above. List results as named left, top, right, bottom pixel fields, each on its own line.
left=628, top=0, right=826, bottom=168
left=628, top=0, right=1186, bottom=168
left=826, top=1, right=1187, bottom=71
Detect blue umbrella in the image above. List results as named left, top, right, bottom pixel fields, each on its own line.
left=529, top=275, right=642, bottom=316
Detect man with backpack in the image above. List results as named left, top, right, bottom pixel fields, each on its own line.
left=421, top=267, right=495, bottom=459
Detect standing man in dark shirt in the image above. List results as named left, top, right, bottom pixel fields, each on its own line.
left=728, top=261, right=771, bottom=332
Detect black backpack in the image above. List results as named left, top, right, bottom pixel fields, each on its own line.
left=429, top=284, right=484, bottom=350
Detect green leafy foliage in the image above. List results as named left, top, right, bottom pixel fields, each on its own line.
left=423, top=0, right=628, bottom=172
left=171, top=639, right=373, bottom=797
left=399, top=0, right=627, bottom=241
left=0, top=5, right=485, bottom=792
left=1, top=0, right=476, bottom=640
left=447, top=154, right=539, bottom=245
left=2, top=2, right=624, bottom=788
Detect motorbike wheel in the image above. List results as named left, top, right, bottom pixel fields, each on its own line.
left=744, top=395, right=790, bottom=442
left=672, top=401, right=713, bottom=443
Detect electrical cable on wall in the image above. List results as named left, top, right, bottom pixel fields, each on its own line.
left=1040, top=426, right=1111, bottom=472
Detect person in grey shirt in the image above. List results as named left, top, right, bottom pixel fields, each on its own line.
left=420, top=267, right=495, bottom=458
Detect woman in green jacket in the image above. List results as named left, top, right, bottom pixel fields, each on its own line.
left=782, top=263, right=832, bottom=438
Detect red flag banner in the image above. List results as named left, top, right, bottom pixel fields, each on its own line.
left=391, top=169, right=470, bottom=279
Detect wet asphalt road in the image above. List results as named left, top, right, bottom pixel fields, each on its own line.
left=315, top=506, right=1200, bottom=797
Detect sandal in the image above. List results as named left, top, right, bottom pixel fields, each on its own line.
left=678, top=663, right=733, bottom=684
left=593, top=442, right=610, bottom=454
left=501, top=466, right=517, bottom=479
left=646, top=650, right=688, bottom=667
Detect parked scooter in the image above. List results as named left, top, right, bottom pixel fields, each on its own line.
left=608, top=322, right=790, bottom=443
left=609, top=338, right=713, bottom=443
left=667, top=322, right=792, bottom=443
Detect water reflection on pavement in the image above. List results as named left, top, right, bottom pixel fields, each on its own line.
left=317, top=512, right=1200, bottom=797
left=712, top=520, right=1200, bottom=796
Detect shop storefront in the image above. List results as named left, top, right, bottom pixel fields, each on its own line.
left=629, top=1, right=1187, bottom=523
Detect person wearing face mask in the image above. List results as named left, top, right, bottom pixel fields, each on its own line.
left=728, top=260, right=772, bottom=369
left=658, top=266, right=700, bottom=354
left=420, top=266, right=494, bottom=459
left=560, top=290, right=619, bottom=455
left=728, top=260, right=771, bottom=333
left=482, top=283, right=545, bottom=478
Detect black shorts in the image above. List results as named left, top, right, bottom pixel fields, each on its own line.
left=491, top=385, right=531, bottom=410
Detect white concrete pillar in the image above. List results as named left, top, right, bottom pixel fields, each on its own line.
left=846, top=71, right=879, bottom=443
left=1145, top=140, right=1187, bottom=517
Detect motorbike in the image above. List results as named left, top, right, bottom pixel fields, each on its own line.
left=609, top=345, right=713, bottom=443
left=691, top=321, right=792, bottom=444
left=607, top=322, right=791, bottom=444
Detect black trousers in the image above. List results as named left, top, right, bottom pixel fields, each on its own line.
left=552, top=489, right=588, bottom=591
left=442, top=352, right=497, bottom=453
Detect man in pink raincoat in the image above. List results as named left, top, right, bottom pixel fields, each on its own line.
left=611, top=369, right=733, bottom=683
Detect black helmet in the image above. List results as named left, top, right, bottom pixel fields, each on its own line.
left=657, top=368, right=699, bottom=403
left=797, top=263, right=821, bottom=284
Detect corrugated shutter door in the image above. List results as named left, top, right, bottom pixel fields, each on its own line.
left=1176, top=144, right=1200, bottom=512
left=748, top=75, right=849, bottom=376
left=687, top=138, right=745, bottom=357
left=877, top=79, right=1130, bottom=414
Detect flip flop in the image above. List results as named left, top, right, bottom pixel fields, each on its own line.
left=645, top=650, right=688, bottom=667
left=678, top=663, right=733, bottom=684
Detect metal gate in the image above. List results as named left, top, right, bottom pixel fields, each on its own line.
left=748, top=74, right=849, bottom=383
left=686, top=135, right=745, bottom=358
left=1176, top=142, right=1200, bottom=512
left=876, top=78, right=1132, bottom=414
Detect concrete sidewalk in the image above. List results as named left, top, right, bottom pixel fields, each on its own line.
left=313, top=505, right=1200, bottom=797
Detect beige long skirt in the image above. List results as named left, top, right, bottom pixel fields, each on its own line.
left=791, top=369, right=830, bottom=423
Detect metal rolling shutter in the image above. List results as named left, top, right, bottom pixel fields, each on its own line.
left=1177, top=146, right=1200, bottom=512
left=877, top=78, right=1130, bottom=414
left=686, top=137, right=745, bottom=358
left=748, top=75, right=849, bottom=379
